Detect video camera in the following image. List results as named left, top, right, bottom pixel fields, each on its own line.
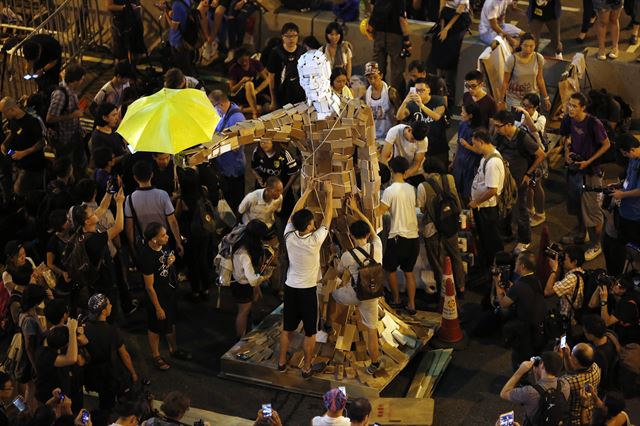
left=544, top=243, right=565, bottom=261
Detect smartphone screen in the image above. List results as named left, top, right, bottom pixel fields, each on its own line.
left=262, top=403, right=272, bottom=418
left=499, top=411, right=515, bottom=426
left=409, top=87, right=417, bottom=94
left=560, top=334, right=567, bottom=349
left=12, top=396, right=26, bottom=412
left=81, top=410, right=90, bottom=424
left=338, top=386, right=347, bottom=397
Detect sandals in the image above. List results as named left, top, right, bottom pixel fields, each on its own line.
left=170, top=349, right=193, bottom=361
left=153, top=356, right=171, bottom=371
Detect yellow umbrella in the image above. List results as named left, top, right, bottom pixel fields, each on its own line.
left=117, top=88, right=220, bottom=154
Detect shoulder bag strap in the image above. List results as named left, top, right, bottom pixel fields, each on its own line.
left=349, top=248, right=367, bottom=268
left=563, top=271, right=582, bottom=314
left=354, top=245, right=377, bottom=265
left=127, top=194, right=144, bottom=241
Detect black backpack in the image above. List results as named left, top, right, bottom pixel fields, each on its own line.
left=190, top=197, right=217, bottom=236
left=527, top=382, right=570, bottom=426
left=61, top=232, right=104, bottom=288
left=424, top=175, right=460, bottom=238
left=176, top=0, right=202, bottom=49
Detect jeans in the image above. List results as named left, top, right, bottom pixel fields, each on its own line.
left=424, top=233, right=466, bottom=291
left=502, top=182, right=531, bottom=244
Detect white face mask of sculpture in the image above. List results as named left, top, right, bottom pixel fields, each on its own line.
left=297, top=50, right=340, bottom=119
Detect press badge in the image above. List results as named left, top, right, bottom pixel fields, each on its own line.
left=534, top=7, right=543, bottom=15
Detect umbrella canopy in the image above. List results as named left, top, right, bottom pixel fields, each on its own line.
left=116, top=88, right=220, bottom=154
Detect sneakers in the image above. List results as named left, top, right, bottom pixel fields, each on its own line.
left=302, top=361, right=327, bottom=379
left=316, top=330, right=329, bottom=343
left=561, top=230, right=589, bottom=245
left=530, top=213, right=546, bottom=227
left=513, top=243, right=530, bottom=254
left=585, top=245, right=602, bottom=261
left=366, top=359, right=383, bottom=375
left=554, top=51, right=563, bottom=60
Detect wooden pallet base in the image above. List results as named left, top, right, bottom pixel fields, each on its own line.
left=219, top=303, right=441, bottom=398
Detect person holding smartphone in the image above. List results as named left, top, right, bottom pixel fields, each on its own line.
left=0, top=372, right=19, bottom=425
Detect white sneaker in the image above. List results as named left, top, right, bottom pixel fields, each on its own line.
left=513, top=243, right=530, bottom=254
left=316, top=330, right=328, bottom=343
left=585, top=245, right=602, bottom=261
left=555, top=51, right=564, bottom=60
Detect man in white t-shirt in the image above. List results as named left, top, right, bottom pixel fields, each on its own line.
left=238, top=176, right=283, bottom=229
left=279, top=180, right=334, bottom=378
left=376, top=156, right=420, bottom=315
left=478, top=0, right=523, bottom=46
left=331, top=197, right=383, bottom=375
left=380, top=121, right=429, bottom=185
left=469, top=129, right=505, bottom=269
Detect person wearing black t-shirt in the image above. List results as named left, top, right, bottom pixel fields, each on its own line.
left=90, top=102, right=127, bottom=166
left=266, top=22, right=306, bottom=109
left=0, top=97, right=46, bottom=197
left=495, top=251, right=547, bottom=369
left=70, top=187, right=125, bottom=314
left=139, top=222, right=191, bottom=372
left=251, top=138, right=299, bottom=219
left=34, top=320, right=78, bottom=405
left=583, top=314, right=619, bottom=391
left=21, top=34, right=62, bottom=92
left=151, top=152, right=176, bottom=198
left=591, top=274, right=640, bottom=345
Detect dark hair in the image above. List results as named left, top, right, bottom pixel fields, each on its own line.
left=423, top=157, right=447, bottom=174
left=291, top=209, right=314, bottom=232
left=408, top=60, right=426, bottom=73
left=540, top=351, right=563, bottom=376
left=325, top=21, right=344, bottom=44
left=389, top=156, right=410, bottom=174
left=73, top=178, right=98, bottom=203
left=281, top=22, right=299, bottom=35
left=64, top=64, right=86, bottom=84
left=114, top=399, right=144, bottom=419
left=330, top=67, right=348, bottom=87
left=133, top=160, right=153, bottom=182
left=265, top=176, right=282, bottom=189
left=21, top=284, right=47, bottom=311
left=303, top=36, right=321, bottom=50
left=47, top=326, right=70, bottom=350
left=160, top=391, right=190, bottom=419
left=208, top=89, right=229, bottom=104
left=413, top=77, right=429, bottom=87
left=48, top=209, right=68, bottom=233
left=349, top=398, right=372, bottom=423
left=234, top=219, right=269, bottom=270
left=114, top=61, right=135, bottom=79
left=464, top=69, right=484, bottom=83
left=617, top=133, right=640, bottom=153
left=617, top=273, right=635, bottom=293
left=462, top=102, right=483, bottom=129
left=349, top=220, right=370, bottom=239
left=22, top=40, right=41, bottom=61
left=44, top=299, right=69, bottom=326
left=164, top=68, right=185, bottom=89
left=570, top=92, right=588, bottom=107
left=520, top=32, right=536, bottom=45
left=516, top=251, right=536, bottom=272
left=94, top=102, right=118, bottom=127
left=523, top=92, right=541, bottom=108
left=472, top=129, right=493, bottom=145
left=495, top=250, right=514, bottom=267
left=53, top=157, right=73, bottom=179
left=93, top=147, right=114, bottom=169
left=71, top=204, right=90, bottom=231
left=493, top=110, right=515, bottom=125
left=410, top=121, right=429, bottom=141
left=235, top=47, right=250, bottom=61
left=582, top=314, right=607, bottom=338
left=143, top=222, right=164, bottom=242
left=564, top=245, right=585, bottom=267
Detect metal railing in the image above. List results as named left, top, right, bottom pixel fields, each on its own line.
left=0, top=0, right=109, bottom=99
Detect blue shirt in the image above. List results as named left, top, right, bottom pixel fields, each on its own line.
left=619, top=158, right=640, bottom=220
left=169, top=0, right=190, bottom=48
left=214, top=103, right=246, bottom=177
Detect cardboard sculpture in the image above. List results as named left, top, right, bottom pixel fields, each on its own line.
left=183, top=51, right=438, bottom=395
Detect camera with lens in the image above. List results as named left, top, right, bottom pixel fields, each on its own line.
left=400, top=46, right=411, bottom=58
left=566, top=152, right=582, bottom=173
left=532, top=356, right=542, bottom=367
left=594, top=269, right=616, bottom=288
left=491, top=264, right=512, bottom=289
left=544, top=243, right=565, bottom=260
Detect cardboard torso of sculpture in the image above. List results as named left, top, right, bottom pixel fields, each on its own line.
left=185, top=50, right=383, bottom=248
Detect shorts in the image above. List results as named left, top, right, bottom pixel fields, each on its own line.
left=283, top=285, right=318, bottom=337
left=383, top=236, right=420, bottom=273
left=332, top=285, right=379, bottom=330
left=231, top=281, right=253, bottom=304
left=593, top=0, right=622, bottom=11
left=566, top=172, right=604, bottom=227
left=145, top=292, right=176, bottom=334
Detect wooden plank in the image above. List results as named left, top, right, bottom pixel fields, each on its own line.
left=406, top=352, right=436, bottom=398
left=380, top=340, right=408, bottom=365
left=369, top=398, right=434, bottom=426
left=336, top=324, right=356, bottom=351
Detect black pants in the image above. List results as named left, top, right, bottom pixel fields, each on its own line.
left=581, top=0, right=596, bottom=32
left=603, top=231, right=626, bottom=276
left=186, top=234, right=214, bottom=294
left=171, top=44, right=196, bottom=77
left=219, top=174, right=245, bottom=217
left=474, top=206, right=504, bottom=268
left=506, top=320, right=546, bottom=370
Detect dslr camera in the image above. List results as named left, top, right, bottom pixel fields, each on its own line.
left=594, top=269, right=616, bottom=288
left=566, top=152, right=583, bottom=173
left=491, top=264, right=512, bottom=289
left=544, top=243, right=565, bottom=261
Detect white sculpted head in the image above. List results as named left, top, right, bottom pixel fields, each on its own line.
left=297, top=50, right=332, bottom=103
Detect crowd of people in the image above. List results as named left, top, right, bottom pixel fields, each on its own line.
left=0, top=0, right=639, bottom=425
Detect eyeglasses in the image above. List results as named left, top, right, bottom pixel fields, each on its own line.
left=521, top=103, right=533, bottom=109
left=464, top=82, right=480, bottom=89
left=494, top=123, right=508, bottom=128
left=282, top=33, right=298, bottom=39
left=415, top=88, right=427, bottom=93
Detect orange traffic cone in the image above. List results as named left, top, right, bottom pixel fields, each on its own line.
left=438, top=257, right=455, bottom=313
left=432, top=270, right=468, bottom=350
left=536, top=225, right=552, bottom=284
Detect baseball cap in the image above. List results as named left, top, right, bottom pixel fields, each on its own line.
left=364, top=61, right=381, bottom=76
left=323, top=388, right=347, bottom=412
left=88, top=293, right=109, bottom=318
